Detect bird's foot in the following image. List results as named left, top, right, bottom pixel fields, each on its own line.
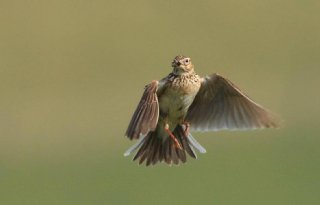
left=164, top=124, right=183, bottom=150
left=182, top=121, right=190, bottom=137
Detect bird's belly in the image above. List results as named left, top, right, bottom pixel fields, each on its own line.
left=159, top=89, right=197, bottom=126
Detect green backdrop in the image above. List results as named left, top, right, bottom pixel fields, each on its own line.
left=1, top=0, right=319, bottom=204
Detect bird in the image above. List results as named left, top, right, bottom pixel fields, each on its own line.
left=124, top=55, right=279, bottom=166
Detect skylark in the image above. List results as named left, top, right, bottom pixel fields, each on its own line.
left=125, top=55, right=278, bottom=166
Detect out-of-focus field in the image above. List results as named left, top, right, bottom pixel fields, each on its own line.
left=1, top=1, right=319, bottom=204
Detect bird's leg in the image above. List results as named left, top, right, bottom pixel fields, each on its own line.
left=164, top=123, right=183, bottom=150
left=182, top=121, right=190, bottom=137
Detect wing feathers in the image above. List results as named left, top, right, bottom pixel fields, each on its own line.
left=125, top=81, right=159, bottom=139
left=186, top=73, right=279, bottom=131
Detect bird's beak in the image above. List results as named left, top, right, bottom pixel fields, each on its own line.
left=172, top=60, right=181, bottom=68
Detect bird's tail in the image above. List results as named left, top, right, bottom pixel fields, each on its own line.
left=124, top=125, right=206, bottom=166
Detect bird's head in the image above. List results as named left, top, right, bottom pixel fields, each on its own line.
left=171, top=55, right=194, bottom=75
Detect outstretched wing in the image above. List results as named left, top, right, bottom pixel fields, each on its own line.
left=126, top=81, right=159, bottom=139
left=185, top=74, right=279, bottom=131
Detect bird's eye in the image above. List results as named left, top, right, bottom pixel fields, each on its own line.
left=185, top=59, right=189, bottom=63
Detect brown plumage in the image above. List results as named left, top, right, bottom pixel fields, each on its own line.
left=125, top=55, right=279, bottom=166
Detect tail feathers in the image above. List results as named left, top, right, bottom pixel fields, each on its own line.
left=187, top=133, right=207, bottom=154
left=124, top=125, right=206, bottom=166
left=123, top=137, right=145, bottom=157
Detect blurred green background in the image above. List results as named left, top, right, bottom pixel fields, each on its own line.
left=1, top=0, right=319, bottom=204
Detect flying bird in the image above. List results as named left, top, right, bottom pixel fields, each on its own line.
left=125, top=55, right=278, bottom=166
